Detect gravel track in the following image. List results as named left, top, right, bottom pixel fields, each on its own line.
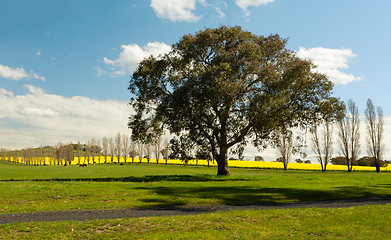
left=1, top=197, right=391, bottom=224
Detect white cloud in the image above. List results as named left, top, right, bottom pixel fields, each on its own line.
left=32, top=72, right=46, bottom=81
left=24, top=85, right=46, bottom=95
left=95, top=66, right=107, bottom=77
left=296, top=47, right=361, bottom=85
left=0, top=85, right=132, bottom=149
left=0, top=65, right=29, bottom=80
left=21, top=107, right=59, bottom=117
left=36, top=52, right=41, bottom=57
left=236, top=0, right=275, bottom=17
left=103, top=42, right=171, bottom=77
left=150, top=0, right=203, bottom=22
left=236, top=0, right=275, bottom=10
left=0, top=64, right=45, bottom=81
left=216, top=7, right=225, bottom=18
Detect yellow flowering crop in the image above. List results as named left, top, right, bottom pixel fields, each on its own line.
left=2, top=156, right=388, bottom=172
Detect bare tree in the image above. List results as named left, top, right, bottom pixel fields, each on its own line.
left=85, top=140, right=92, bottom=164
left=48, top=147, right=54, bottom=165
left=144, top=144, right=152, bottom=164
left=102, top=137, right=109, bottom=163
left=20, top=149, right=25, bottom=164
left=122, top=134, right=129, bottom=163
left=9, top=149, right=14, bottom=164
left=137, top=142, right=144, bottom=163
left=194, top=145, right=199, bottom=166
left=8, top=149, right=14, bottom=164
left=161, top=139, right=169, bottom=165
left=90, top=138, right=97, bottom=164
left=11, top=150, right=15, bottom=164
left=39, top=145, right=44, bottom=165
left=0, top=148, right=4, bottom=161
left=63, top=143, right=74, bottom=166
left=27, top=148, right=33, bottom=165
left=34, top=148, right=39, bottom=165
left=0, top=148, right=5, bottom=162
left=115, top=132, right=122, bottom=163
left=276, top=130, right=293, bottom=171
left=337, top=99, right=360, bottom=172
left=129, top=140, right=137, bottom=163
left=18, top=149, right=23, bottom=164
left=109, top=137, right=115, bottom=163
left=96, top=139, right=101, bottom=163
left=23, top=149, right=28, bottom=165
left=55, top=141, right=63, bottom=165
left=75, top=141, right=83, bottom=165
left=311, top=121, right=333, bottom=172
left=17, top=149, right=22, bottom=164
left=310, top=100, right=341, bottom=172
left=365, top=98, right=384, bottom=173
left=153, top=135, right=162, bottom=165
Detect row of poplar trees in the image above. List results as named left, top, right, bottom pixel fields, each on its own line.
left=0, top=133, right=171, bottom=166
left=275, top=98, right=385, bottom=172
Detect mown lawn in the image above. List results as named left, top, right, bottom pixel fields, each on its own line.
left=1, top=162, right=391, bottom=213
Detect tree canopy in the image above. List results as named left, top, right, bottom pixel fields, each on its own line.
left=128, top=26, right=343, bottom=175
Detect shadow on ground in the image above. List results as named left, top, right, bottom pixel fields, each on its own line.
left=1, top=174, right=390, bottom=208
left=0, top=174, right=250, bottom=183
left=135, top=185, right=391, bottom=208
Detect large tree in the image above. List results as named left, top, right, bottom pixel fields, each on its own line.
left=128, top=26, right=342, bottom=175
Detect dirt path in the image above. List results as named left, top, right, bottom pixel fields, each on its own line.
left=1, top=197, right=391, bottom=224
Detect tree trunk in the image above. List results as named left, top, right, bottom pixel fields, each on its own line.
left=216, top=148, right=230, bottom=176
left=283, top=162, right=288, bottom=171
left=320, top=163, right=326, bottom=172
left=347, top=160, right=352, bottom=172
left=375, top=159, right=380, bottom=173
left=217, top=158, right=230, bottom=175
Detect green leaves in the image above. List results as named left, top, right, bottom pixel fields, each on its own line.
left=128, top=26, right=342, bottom=175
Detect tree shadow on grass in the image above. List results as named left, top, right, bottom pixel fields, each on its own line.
left=370, top=183, right=391, bottom=188
left=2, top=174, right=390, bottom=209
left=134, top=185, right=391, bottom=209
left=0, top=174, right=250, bottom=183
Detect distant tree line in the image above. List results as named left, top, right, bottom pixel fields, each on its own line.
left=0, top=144, right=74, bottom=166
left=0, top=132, right=216, bottom=167
left=330, top=156, right=389, bottom=168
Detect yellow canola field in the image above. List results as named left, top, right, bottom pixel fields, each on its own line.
left=227, top=160, right=390, bottom=172
left=3, top=156, right=390, bottom=172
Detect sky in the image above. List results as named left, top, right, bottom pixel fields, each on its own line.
left=1, top=0, right=391, bottom=161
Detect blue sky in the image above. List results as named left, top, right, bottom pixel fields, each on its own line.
left=1, top=0, right=390, bottom=160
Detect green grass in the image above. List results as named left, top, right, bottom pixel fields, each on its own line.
left=1, top=205, right=391, bottom=239
left=2, top=162, right=391, bottom=239
left=1, top=162, right=391, bottom=214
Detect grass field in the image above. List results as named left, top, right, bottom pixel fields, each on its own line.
left=2, top=205, right=391, bottom=239
left=1, top=162, right=391, bottom=239
left=1, top=162, right=391, bottom=214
